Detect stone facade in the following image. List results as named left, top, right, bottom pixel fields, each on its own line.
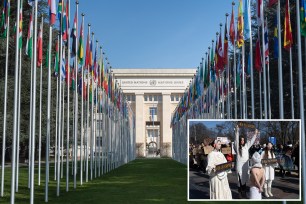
left=112, top=69, right=196, bottom=157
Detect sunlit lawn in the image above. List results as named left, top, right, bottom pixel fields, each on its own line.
left=0, top=159, right=303, bottom=203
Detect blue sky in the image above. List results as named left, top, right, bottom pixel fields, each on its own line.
left=69, top=0, right=239, bottom=68
left=189, top=121, right=224, bottom=130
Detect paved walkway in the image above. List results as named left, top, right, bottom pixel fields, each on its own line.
left=189, top=167, right=300, bottom=200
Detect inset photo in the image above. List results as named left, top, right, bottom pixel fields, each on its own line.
left=188, top=120, right=301, bottom=201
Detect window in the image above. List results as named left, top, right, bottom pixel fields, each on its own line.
left=149, top=107, right=157, bottom=116
left=171, top=95, right=174, bottom=101
left=131, top=95, right=135, bottom=101
left=153, top=95, right=157, bottom=101
left=149, top=95, right=152, bottom=101
left=127, top=95, right=130, bottom=101
left=175, top=95, right=179, bottom=101
left=144, top=95, right=148, bottom=101
left=158, top=95, right=162, bottom=102
left=148, top=129, right=158, bottom=137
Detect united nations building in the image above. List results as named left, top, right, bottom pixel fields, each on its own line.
left=113, top=69, right=196, bottom=157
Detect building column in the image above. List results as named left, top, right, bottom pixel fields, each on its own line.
left=135, top=93, right=145, bottom=157
left=162, top=92, right=172, bottom=157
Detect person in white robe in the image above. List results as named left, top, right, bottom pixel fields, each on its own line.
left=206, top=140, right=232, bottom=200
left=234, top=126, right=258, bottom=197
left=249, top=152, right=265, bottom=200
left=260, top=142, right=277, bottom=198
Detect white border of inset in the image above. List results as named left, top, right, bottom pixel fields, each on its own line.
left=187, top=119, right=301, bottom=202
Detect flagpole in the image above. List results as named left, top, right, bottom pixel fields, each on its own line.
left=86, top=24, right=91, bottom=183
left=225, top=13, right=230, bottom=119
left=15, top=2, right=23, bottom=192
left=289, top=48, right=294, bottom=119
left=249, top=9, right=254, bottom=119
left=66, top=0, right=71, bottom=192
left=80, top=13, right=85, bottom=185
left=1, top=0, right=10, bottom=196
left=295, top=1, right=306, bottom=201
left=231, top=2, right=237, bottom=119
left=61, top=77, right=65, bottom=180
left=94, top=44, right=98, bottom=177
left=260, top=1, right=267, bottom=119
left=45, top=16, right=53, bottom=203
left=29, top=0, right=38, bottom=202
left=258, top=71, right=262, bottom=119
left=277, top=0, right=283, bottom=119
left=99, top=46, right=103, bottom=176
left=239, top=77, right=242, bottom=119
left=267, top=62, right=271, bottom=119
left=28, top=8, right=34, bottom=187
left=57, top=12, right=64, bottom=196
left=38, top=17, right=43, bottom=186
left=16, top=47, right=22, bottom=193
left=9, top=0, right=20, bottom=201
left=55, top=59, right=59, bottom=181
left=95, top=41, right=99, bottom=177
left=55, top=66, right=58, bottom=181
left=90, top=32, right=95, bottom=180
left=73, top=0, right=79, bottom=189
left=242, top=43, right=246, bottom=119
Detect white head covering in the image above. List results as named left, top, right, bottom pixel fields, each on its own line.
left=251, top=152, right=262, bottom=168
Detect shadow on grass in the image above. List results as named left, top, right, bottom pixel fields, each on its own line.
left=0, top=159, right=303, bottom=204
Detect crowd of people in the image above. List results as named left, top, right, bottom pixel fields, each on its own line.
left=189, top=126, right=299, bottom=200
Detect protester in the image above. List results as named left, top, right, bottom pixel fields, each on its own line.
left=249, top=152, right=265, bottom=200
left=261, top=142, right=278, bottom=198
left=206, top=140, right=232, bottom=200
left=235, top=125, right=258, bottom=198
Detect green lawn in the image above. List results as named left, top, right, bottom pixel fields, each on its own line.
left=0, top=159, right=303, bottom=203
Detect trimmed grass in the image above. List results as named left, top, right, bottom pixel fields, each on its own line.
left=0, top=159, right=303, bottom=203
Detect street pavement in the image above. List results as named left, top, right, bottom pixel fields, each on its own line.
left=189, top=167, right=300, bottom=200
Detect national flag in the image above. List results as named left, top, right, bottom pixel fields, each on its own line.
left=236, top=53, right=241, bottom=86
left=78, top=19, right=84, bottom=65
left=61, top=0, right=68, bottom=42
left=264, top=19, right=269, bottom=64
left=61, top=47, right=66, bottom=80
left=85, top=32, right=91, bottom=69
left=54, top=38, right=59, bottom=76
left=284, top=0, right=293, bottom=50
left=25, top=9, right=33, bottom=58
left=268, top=0, right=278, bottom=7
left=210, top=43, right=215, bottom=83
left=273, top=15, right=279, bottom=59
left=257, top=0, right=263, bottom=26
left=244, top=0, right=251, bottom=39
left=48, top=0, right=56, bottom=25
left=255, top=37, right=262, bottom=72
left=57, top=0, right=62, bottom=20
left=89, top=38, right=93, bottom=72
left=28, top=0, right=35, bottom=6
left=0, top=0, right=10, bottom=38
left=70, top=63, right=75, bottom=90
left=216, top=33, right=224, bottom=73
left=302, top=0, right=306, bottom=36
left=224, top=19, right=228, bottom=65
left=93, top=45, right=97, bottom=82
left=229, top=6, right=235, bottom=45
left=237, top=0, right=244, bottom=47
left=37, top=20, right=43, bottom=67
left=71, top=10, right=77, bottom=57
left=204, top=55, right=208, bottom=88
left=18, top=1, right=23, bottom=49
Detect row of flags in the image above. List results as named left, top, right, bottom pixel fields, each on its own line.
left=0, top=0, right=129, bottom=117
left=171, top=0, right=305, bottom=125
left=0, top=0, right=136, bottom=203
